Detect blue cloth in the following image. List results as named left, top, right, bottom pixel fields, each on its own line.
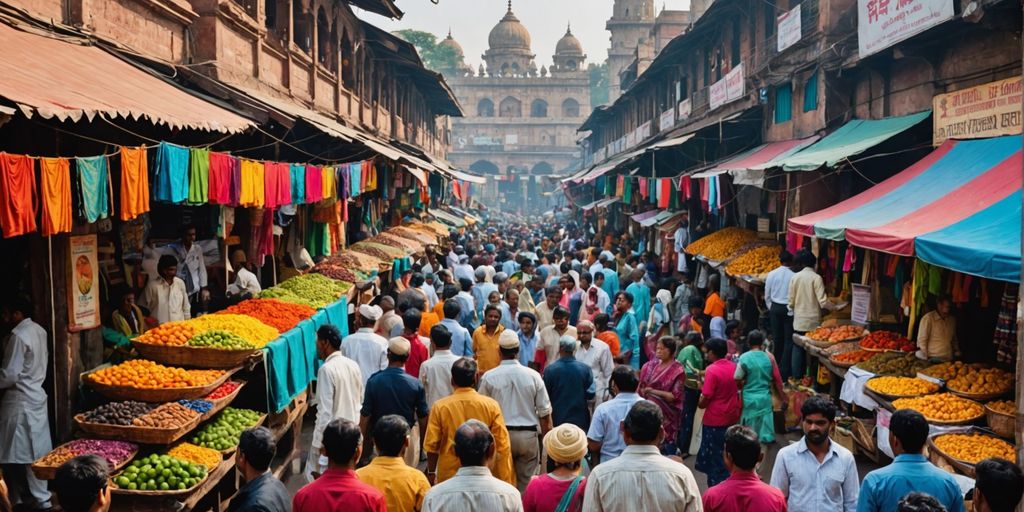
left=155, top=142, right=190, bottom=203
left=498, top=302, right=518, bottom=333
left=857, top=454, right=965, bottom=512
left=599, top=269, right=619, bottom=304
left=586, top=391, right=642, bottom=463
left=613, top=310, right=640, bottom=368
left=290, top=164, right=306, bottom=205
left=517, top=330, right=539, bottom=366
left=439, top=318, right=473, bottom=357
left=349, top=164, right=361, bottom=197
left=542, top=356, right=595, bottom=430
left=360, top=367, right=428, bottom=428
left=915, top=191, right=1021, bottom=282
left=502, top=260, right=519, bottom=276
left=76, top=156, right=109, bottom=222
left=626, top=282, right=651, bottom=328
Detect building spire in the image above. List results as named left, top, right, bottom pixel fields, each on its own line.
left=507, top=0, right=512, bottom=13
left=447, top=27, right=452, bottom=38
left=566, top=21, right=572, bottom=35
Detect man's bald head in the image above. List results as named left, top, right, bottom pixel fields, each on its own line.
left=454, top=419, right=494, bottom=467
left=379, top=296, right=395, bottom=311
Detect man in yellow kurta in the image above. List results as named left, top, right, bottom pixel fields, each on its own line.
left=423, top=358, right=514, bottom=487
left=472, top=305, right=506, bottom=374
left=357, top=414, right=431, bottom=512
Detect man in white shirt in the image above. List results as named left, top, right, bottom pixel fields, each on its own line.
left=305, top=324, right=363, bottom=483
left=673, top=220, right=689, bottom=275
left=788, top=250, right=834, bottom=378
left=447, top=244, right=463, bottom=270
left=479, top=330, right=553, bottom=493
left=168, top=225, right=209, bottom=311
left=341, top=305, right=388, bottom=387
left=587, top=365, right=643, bottom=465
left=141, top=255, right=191, bottom=325
left=574, top=320, right=613, bottom=405
left=583, top=400, right=702, bottom=512
left=374, top=296, right=403, bottom=338
left=420, top=324, right=460, bottom=407
left=454, top=255, right=475, bottom=284
left=422, top=420, right=523, bottom=512
left=536, top=307, right=576, bottom=371
left=227, top=250, right=262, bottom=299
left=764, top=251, right=795, bottom=380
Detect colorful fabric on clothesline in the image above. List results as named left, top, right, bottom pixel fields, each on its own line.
left=76, top=155, right=109, bottom=223
left=119, top=146, right=149, bottom=221
left=40, top=157, right=71, bottom=235
left=188, top=147, right=209, bottom=205
left=290, top=164, right=306, bottom=205
left=239, top=160, right=265, bottom=208
left=305, top=165, right=323, bottom=204
left=0, top=153, right=36, bottom=238
left=208, top=152, right=235, bottom=205
left=154, top=142, right=190, bottom=203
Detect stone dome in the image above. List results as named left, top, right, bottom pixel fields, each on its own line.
left=488, top=3, right=531, bottom=51
left=438, top=30, right=465, bottom=57
left=555, top=25, right=583, bottom=56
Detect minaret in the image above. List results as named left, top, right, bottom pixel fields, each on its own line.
left=606, top=0, right=656, bottom=102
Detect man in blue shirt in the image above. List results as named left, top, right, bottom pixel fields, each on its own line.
left=624, top=269, right=651, bottom=334
left=587, top=365, right=643, bottom=466
left=543, top=336, right=595, bottom=430
left=857, top=409, right=965, bottom=512
left=439, top=299, right=473, bottom=357
left=516, top=311, right=540, bottom=367
left=359, top=337, right=429, bottom=468
left=229, top=427, right=290, bottom=512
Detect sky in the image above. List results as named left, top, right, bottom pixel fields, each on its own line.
left=357, top=0, right=692, bottom=69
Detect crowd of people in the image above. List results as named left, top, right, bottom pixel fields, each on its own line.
left=4, top=216, right=1018, bottom=512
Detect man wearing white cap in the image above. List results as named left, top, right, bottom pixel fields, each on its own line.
left=341, top=305, right=389, bottom=387
left=454, top=254, right=475, bottom=284
left=305, top=324, right=363, bottom=483
left=360, top=336, right=429, bottom=468
left=479, top=330, right=553, bottom=493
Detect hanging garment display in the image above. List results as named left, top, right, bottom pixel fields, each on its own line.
left=208, top=152, right=236, bottom=205
left=119, top=147, right=149, bottom=221
left=305, top=165, right=323, bottom=204
left=289, top=164, right=306, bottom=205
left=188, top=147, right=210, bottom=204
left=239, top=160, right=265, bottom=207
left=321, top=166, right=335, bottom=200
left=154, top=142, right=190, bottom=203
left=994, top=284, right=1018, bottom=365
left=76, top=155, right=110, bottom=223
left=39, top=157, right=71, bottom=235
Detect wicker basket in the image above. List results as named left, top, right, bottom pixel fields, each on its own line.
left=946, top=386, right=1013, bottom=402
left=984, top=404, right=1016, bottom=439
left=865, top=378, right=940, bottom=401
left=925, top=410, right=986, bottom=426
left=927, top=428, right=1011, bottom=477
left=109, top=468, right=209, bottom=497
left=132, top=342, right=259, bottom=369
left=74, top=413, right=202, bottom=445
left=84, top=367, right=237, bottom=403
left=32, top=442, right=138, bottom=480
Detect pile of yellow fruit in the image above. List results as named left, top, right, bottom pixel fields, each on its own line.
left=987, top=400, right=1015, bottom=416
left=892, top=393, right=983, bottom=422
left=188, top=314, right=280, bottom=348
left=922, top=361, right=979, bottom=381
left=725, top=245, right=781, bottom=277
left=933, top=433, right=1016, bottom=464
left=947, top=367, right=1013, bottom=396
left=685, top=228, right=757, bottom=261
left=865, top=376, right=939, bottom=397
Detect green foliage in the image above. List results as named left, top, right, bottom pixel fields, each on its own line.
left=393, top=29, right=461, bottom=72
left=588, top=62, right=609, bottom=107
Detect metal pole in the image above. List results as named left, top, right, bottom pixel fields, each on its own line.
left=1016, top=14, right=1024, bottom=489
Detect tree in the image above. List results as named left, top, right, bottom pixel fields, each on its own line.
left=588, top=62, right=609, bottom=107
left=392, top=29, right=460, bottom=73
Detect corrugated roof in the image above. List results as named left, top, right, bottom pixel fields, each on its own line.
left=0, top=22, right=253, bottom=133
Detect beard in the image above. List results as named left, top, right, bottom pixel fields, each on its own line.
left=806, top=430, right=829, bottom=444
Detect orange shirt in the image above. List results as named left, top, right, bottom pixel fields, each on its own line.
left=705, top=292, right=726, bottom=319
left=472, top=325, right=506, bottom=374
left=418, top=310, right=441, bottom=338
left=423, top=388, right=514, bottom=486
left=596, top=330, right=621, bottom=357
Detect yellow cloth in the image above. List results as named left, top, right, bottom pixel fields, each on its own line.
left=356, top=456, right=431, bottom=512
left=419, top=311, right=441, bottom=338
left=472, top=325, right=506, bottom=374
left=239, top=160, right=265, bottom=207
left=423, top=388, right=514, bottom=486
left=321, top=166, right=335, bottom=200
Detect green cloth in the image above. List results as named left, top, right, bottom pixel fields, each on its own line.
left=776, top=111, right=931, bottom=171
left=677, top=344, right=704, bottom=388
left=188, top=148, right=209, bottom=204
left=623, top=177, right=633, bottom=203
left=736, top=350, right=776, bottom=443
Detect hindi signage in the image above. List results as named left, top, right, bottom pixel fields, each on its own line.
left=677, top=99, right=692, bottom=121
left=68, top=234, right=101, bottom=331
left=777, top=5, right=802, bottom=52
left=660, top=108, right=676, bottom=131
left=858, top=0, right=953, bottom=57
left=933, top=76, right=1023, bottom=145
left=710, top=64, right=746, bottom=111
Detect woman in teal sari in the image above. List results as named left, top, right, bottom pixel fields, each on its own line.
left=734, top=330, right=786, bottom=443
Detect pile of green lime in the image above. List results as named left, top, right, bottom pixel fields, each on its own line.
left=191, top=407, right=262, bottom=451
left=114, top=454, right=207, bottom=491
left=186, top=330, right=254, bottom=350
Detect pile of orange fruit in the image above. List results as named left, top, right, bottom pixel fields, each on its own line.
left=832, top=350, right=874, bottom=365
left=808, top=325, right=866, bottom=343
left=865, top=376, right=939, bottom=397
left=922, top=361, right=978, bottom=381
left=86, top=360, right=224, bottom=389
left=933, top=433, right=1016, bottom=464
left=947, top=367, right=1013, bottom=396
left=135, top=322, right=195, bottom=346
left=892, top=393, right=983, bottom=422
left=987, top=400, right=1015, bottom=415
left=725, top=245, right=780, bottom=277
left=684, top=227, right=757, bottom=260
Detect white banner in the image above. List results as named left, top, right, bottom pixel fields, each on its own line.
left=677, top=99, right=692, bottom=120
left=777, top=5, right=802, bottom=52
left=709, top=80, right=728, bottom=110
left=625, top=130, right=637, bottom=149
left=857, top=0, right=952, bottom=57
left=659, top=108, right=675, bottom=131
left=504, top=134, right=518, bottom=145
left=709, top=64, right=745, bottom=111
left=638, top=121, right=652, bottom=140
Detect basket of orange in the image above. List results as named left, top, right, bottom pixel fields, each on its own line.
left=806, top=325, right=866, bottom=348
left=928, top=429, right=1017, bottom=477
left=864, top=376, right=939, bottom=400
left=859, top=331, right=915, bottom=353
left=891, top=392, right=984, bottom=425
left=984, top=400, right=1016, bottom=439
left=945, top=366, right=1013, bottom=401
left=830, top=349, right=875, bottom=368
left=84, top=360, right=232, bottom=402
left=133, top=316, right=277, bottom=369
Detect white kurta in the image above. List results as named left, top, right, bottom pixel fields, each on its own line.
left=0, top=318, right=52, bottom=464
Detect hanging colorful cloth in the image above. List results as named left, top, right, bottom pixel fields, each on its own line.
left=638, top=178, right=648, bottom=200
left=119, top=146, right=149, bottom=221
left=39, top=157, right=71, bottom=235
left=239, top=160, right=265, bottom=207
left=364, top=161, right=377, bottom=192
left=658, top=179, right=671, bottom=208
left=349, top=163, right=361, bottom=197
left=680, top=175, right=692, bottom=200
left=229, top=155, right=242, bottom=206
left=708, top=176, right=718, bottom=212
left=188, top=148, right=210, bottom=205
left=623, top=177, right=633, bottom=203
left=263, top=162, right=282, bottom=210
left=994, top=284, right=1018, bottom=365
left=154, top=142, right=190, bottom=203
left=208, top=152, right=235, bottom=205
left=276, top=162, right=292, bottom=206
left=290, top=164, right=306, bottom=205
left=305, top=165, right=323, bottom=204
left=76, top=156, right=110, bottom=223
left=648, top=178, right=657, bottom=204
left=0, top=154, right=36, bottom=238
left=321, top=166, right=335, bottom=200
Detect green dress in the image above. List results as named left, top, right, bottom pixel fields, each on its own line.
left=735, top=350, right=780, bottom=443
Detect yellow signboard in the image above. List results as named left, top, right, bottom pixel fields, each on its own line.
left=933, top=77, right=1022, bottom=146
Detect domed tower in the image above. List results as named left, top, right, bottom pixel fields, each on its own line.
left=437, top=30, right=472, bottom=77
left=606, top=0, right=656, bottom=101
left=552, top=23, right=586, bottom=74
left=482, top=1, right=535, bottom=77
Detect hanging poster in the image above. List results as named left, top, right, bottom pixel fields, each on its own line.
left=68, top=234, right=101, bottom=331
left=858, top=0, right=953, bottom=57
left=777, top=5, right=802, bottom=52
left=677, top=99, right=692, bottom=121
left=660, top=108, right=676, bottom=131
left=851, top=284, right=870, bottom=325
left=932, top=76, right=1023, bottom=145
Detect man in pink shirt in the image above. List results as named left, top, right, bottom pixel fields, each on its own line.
left=695, top=338, right=740, bottom=487
left=703, top=425, right=787, bottom=511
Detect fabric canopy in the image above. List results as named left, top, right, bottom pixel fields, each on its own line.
left=580, top=197, right=620, bottom=211
left=630, top=210, right=663, bottom=223
left=639, top=211, right=675, bottom=227
left=656, top=212, right=688, bottom=232
left=789, top=135, right=1022, bottom=281
left=769, top=112, right=930, bottom=171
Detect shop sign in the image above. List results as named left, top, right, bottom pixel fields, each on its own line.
left=639, top=121, right=652, bottom=140
left=851, top=284, right=870, bottom=325
left=710, top=64, right=746, bottom=111
left=677, top=99, right=692, bottom=121
left=625, top=130, right=637, bottom=149
left=660, top=108, right=676, bottom=131
left=932, top=76, right=1023, bottom=145
left=68, top=234, right=100, bottom=331
left=777, top=5, right=802, bottom=52
left=710, top=79, right=728, bottom=111
left=857, top=0, right=953, bottom=57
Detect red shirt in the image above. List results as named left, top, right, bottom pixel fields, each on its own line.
left=701, top=358, right=740, bottom=427
left=702, top=472, right=787, bottom=512
left=403, top=333, right=430, bottom=378
left=293, top=468, right=386, bottom=512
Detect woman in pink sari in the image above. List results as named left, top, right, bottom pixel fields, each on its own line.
left=638, top=336, right=686, bottom=455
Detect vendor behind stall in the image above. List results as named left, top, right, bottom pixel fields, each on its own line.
left=111, top=288, right=148, bottom=338
left=168, top=225, right=210, bottom=314
left=228, top=250, right=262, bottom=300
left=141, top=255, right=191, bottom=325
left=916, top=295, right=958, bottom=363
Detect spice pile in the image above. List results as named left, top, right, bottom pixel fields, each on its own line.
left=725, top=245, right=781, bottom=277
left=167, top=443, right=223, bottom=470
left=808, top=325, right=866, bottom=343
left=860, top=331, right=915, bottom=352
left=831, top=350, right=874, bottom=365
left=855, top=352, right=929, bottom=376
left=220, top=299, right=315, bottom=332
left=36, top=440, right=137, bottom=469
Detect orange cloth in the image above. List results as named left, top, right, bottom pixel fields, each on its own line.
left=705, top=292, right=726, bottom=319
left=433, top=299, right=445, bottom=319
left=0, top=153, right=37, bottom=238
left=596, top=330, right=621, bottom=357
left=119, top=146, right=150, bottom=221
left=39, top=157, right=72, bottom=236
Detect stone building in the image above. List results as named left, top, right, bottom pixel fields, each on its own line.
left=442, top=3, right=591, bottom=212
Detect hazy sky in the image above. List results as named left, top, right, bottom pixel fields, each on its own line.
left=358, top=0, right=692, bottom=69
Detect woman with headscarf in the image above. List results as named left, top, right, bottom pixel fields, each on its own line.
left=559, top=270, right=583, bottom=326
left=522, top=424, right=588, bottom=512
left=643, top=288, right=673, bottom=363
left=638, top=336, right=686, bottom=455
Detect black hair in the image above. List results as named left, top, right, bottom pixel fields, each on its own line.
left=725, top=320, right=741, bottom=335
left=687, top=296, right=705, bottom=311
left=779, top=250, right=793, bottom=265
left=451, top=357, right=477, bottom=387
left=683, top=332, right=704, bottom=349
left=238, top=426, right=277, bottom=471
left=54, top=454, right=108, bottom=512
left=975, top=458, right=1024, bottom=512
left=801, top=395, right=838, bottom=422
left=705, top=337, right=728, bottom=359
left=624, top=400, right=663, bottom=443
left=796, top=248, right=816, bottom=268
left=454, top=419, right=494, bottom=467
left=610, top=365, right=639, bottom=393
left=459, top=277, right=474, bottom=292
left=517, top=311, right=537, bottom=324
left=724, top=425, right=761, bottom=471
left=443, top=284, right=460, bottom=300
left=4, top=295, right=33, bottom=319
left=430, top=324, right=452, bottom=348
left=896, top=493, right=947, bottom=512
left=372, top=415, right=410, bottom=458
left=499, top=346, right=519, bottom=358
left=322, top=418, right=362, bottom=465
left=318, top=324, right=343, bottom=350
left=594, top=313, right=611, bottom=330
left=157, top=254, right=178, bottom=272
left=545, top=285, right=562, bottom=297
left=442, top=299, right=461, bottom=320
left=402, top=308, right=423, bottom=331
left=616, top=291, right=634, bottom=305
left=580, top=272, right=592, bottom=285
left=746, top=330, right=766, bottom=347
left=483, top=304, right=501, bottom=318
left=658, top=336, right=678, bottom=354
left=890, top=409, right=929, bottom=454
left=409, top=273, right=425, bottom=288
left=594, top=271, right=605, bottom=282
left=552, top=306, right=570, bottom=320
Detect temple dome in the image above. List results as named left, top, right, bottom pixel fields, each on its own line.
left=488, top=3, right=531, bottom=51
left=555, top=25, right=583, bottom=56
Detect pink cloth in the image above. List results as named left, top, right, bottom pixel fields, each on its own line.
left=702, top=472, right=787, bottom=512
left=701, top=358, right=740, bottom=427
left=522, top=474, right=586, bottom=512
left=305, top=165, right=323, bottom=203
